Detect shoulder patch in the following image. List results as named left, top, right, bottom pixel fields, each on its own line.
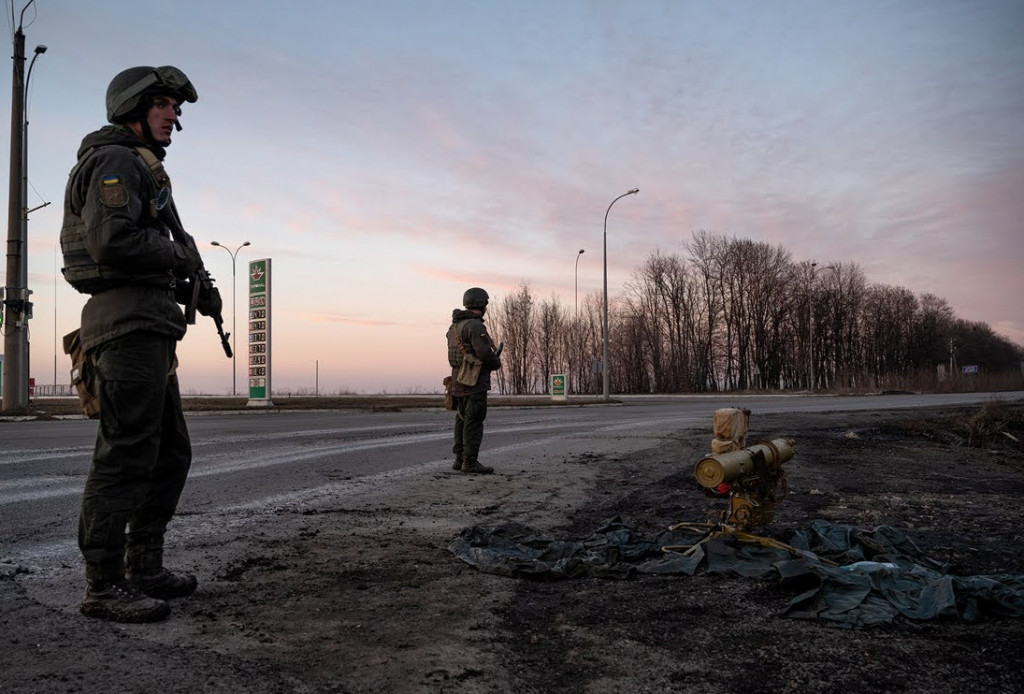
left=99, top=174, right=128, bottom=208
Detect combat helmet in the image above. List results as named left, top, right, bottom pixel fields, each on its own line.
left=463, top=287, right=489, bottom=309
left=106, top=65, right=198, bottom=124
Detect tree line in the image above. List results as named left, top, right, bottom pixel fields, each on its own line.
left=488, top=231, right=1024, bottom=395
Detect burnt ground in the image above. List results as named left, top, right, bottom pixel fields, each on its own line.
left=2, top=402, right=1023, bottom=694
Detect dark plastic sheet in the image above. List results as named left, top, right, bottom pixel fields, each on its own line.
left=447, top=517, right=1024, bottom=627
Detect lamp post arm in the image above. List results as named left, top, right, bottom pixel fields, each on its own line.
left=601, top=188, right=638, bottom=401
left=210, top=241, right=250, bottom=395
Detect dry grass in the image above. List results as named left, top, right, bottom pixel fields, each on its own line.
left=956, top=399, right=1024, bottom=447
left=878, top=400, right=1024, bottom=449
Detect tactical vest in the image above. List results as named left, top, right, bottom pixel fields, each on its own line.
left=60, top=145, right=173, bottom=294
left=447, top=318, right=473, bottom=368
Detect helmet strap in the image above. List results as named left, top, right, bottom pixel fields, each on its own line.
left=140, top=118, right=169, bottom=147
left=136, top=94, right=178, bottom=145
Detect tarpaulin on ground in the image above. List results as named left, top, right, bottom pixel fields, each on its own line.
left=446, top=517, right=1024, bottom=627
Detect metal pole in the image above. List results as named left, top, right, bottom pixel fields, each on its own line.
left=574, top=248, right=584, bottom=396
left=231, top=256, right=236, bottom=394
left=574, top=249, right=584, bottom=317
left=3, top=25, right=28, bottom=412
left=21, top=44, right=45, bottom=399
left=601, top=189, right=638, bottom=401
left=809, top=262, right=816, bottom=390
left=211, top=241, right=250, bottom=395
left=53, top=246, right=56, bottom=389
left=821, top=264, right=838, bottom=390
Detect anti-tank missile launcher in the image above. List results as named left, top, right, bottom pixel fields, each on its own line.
left=694, top=438, right=795, bottom=528
left=690, top=408, right=794, bottom=529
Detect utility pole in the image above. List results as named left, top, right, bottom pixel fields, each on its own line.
left=3, top=16, right=29, bottom=412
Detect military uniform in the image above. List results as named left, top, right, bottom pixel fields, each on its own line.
left=447, top=290, right=502, bottom=473
left=61, top=66, right=209, bottom=622
left=63, top=123, right=198, bottom=581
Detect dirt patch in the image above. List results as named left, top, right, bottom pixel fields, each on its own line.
left=3, top=404, right=1023, bottom=693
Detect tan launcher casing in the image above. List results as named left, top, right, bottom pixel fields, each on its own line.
left=693, top=439, right=795, bottom=528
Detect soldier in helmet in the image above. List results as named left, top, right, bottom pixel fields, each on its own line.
left=60, top=66, right=221, bottom=622
left=447, top=288, right=504, bottom=474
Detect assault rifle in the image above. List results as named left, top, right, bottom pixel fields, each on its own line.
left=132, top=146, right=232, bottom=359
left=184, top=265, right=233, bottom=359
left=155, top=190, right=232, bottom=358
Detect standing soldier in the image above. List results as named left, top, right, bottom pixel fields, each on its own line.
left=447, top=287, right=503, bottom=474
left=60, top=66, right=222, bottom=622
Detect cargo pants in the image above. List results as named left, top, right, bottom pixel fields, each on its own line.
left=452, top=391, right=488, bottom=465
left=78, top=332, right=192, bottom=583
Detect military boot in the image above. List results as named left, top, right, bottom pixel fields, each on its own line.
left=127, top=567, right=198, bottom=600
left=452, top=455, right=464, bottom=471
left=461, top=459, right=494, bottom=475
left=80, top=579, right=170, bottom=623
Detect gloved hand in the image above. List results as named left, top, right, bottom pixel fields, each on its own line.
left=173, top=279, right=194, bottom=306
left=197, top=285, right=223, bottom=317
left=173, top=243, right=203, bottom=279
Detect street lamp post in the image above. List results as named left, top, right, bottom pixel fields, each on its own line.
left=53, top=247, right=57, bottom=390
left=601, top=188, right=639, bottom=401
left=573, top=248, right=585, bottom=396
left=574, top=248, right=584, bottom=316
left=24, top=43, right=46, bottom=398
left=210, top=240, right=250, bottom=395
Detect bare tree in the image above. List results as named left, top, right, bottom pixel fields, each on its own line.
left=914, top=293, right=956, bottom=375
left=860, top=283, right=919, bottom=388
left=623, top=253, right=667, bottom=391
left=534, top=295, right=567, bottom=394
left=576, top=293, right=604, bottom=394
left=733, top=240, right=793, bottom=390
left=489, top=282, right=535, bottom=394
left=612, top=311, right=651, bottom=393
left=786, top=260, right=818, bottom=390
left=687, top=231, right=727, bottom=390
left=623, top=250, right=704, bottom=392
left=486, top=234, right=1020, bottom=396
left=818, top=262, right=867, bottom=390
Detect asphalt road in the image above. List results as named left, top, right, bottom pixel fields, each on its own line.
left=2, top=390, right=1021, bottom=571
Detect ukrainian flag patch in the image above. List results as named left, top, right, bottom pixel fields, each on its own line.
left=98, top=173, right=128, bottom=208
